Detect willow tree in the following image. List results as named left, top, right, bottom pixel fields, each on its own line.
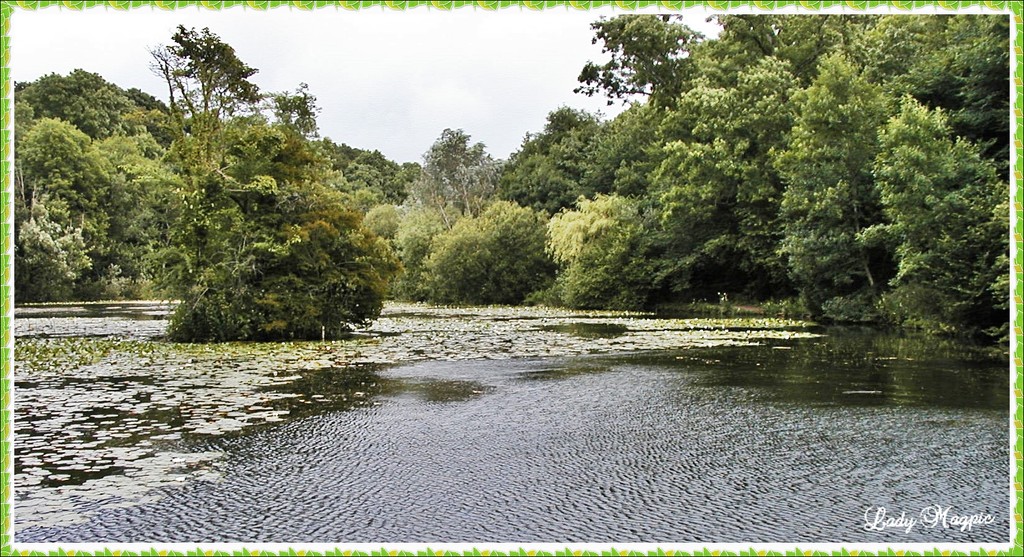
left=547, top=194, right=656, bottom=310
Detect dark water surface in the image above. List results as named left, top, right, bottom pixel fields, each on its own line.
left=13, top=304, right=1009, bottom=543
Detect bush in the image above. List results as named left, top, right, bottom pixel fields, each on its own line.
left=760, top=298, right=810, bottom=320
left=392, top=207, right=446, bottom=301
left=423, top=201, right=554, bottom=305
left=363, top=204, right=400, bottom=241
left=819, top=292, right=881, bottom=324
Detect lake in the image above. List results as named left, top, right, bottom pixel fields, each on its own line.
left=11, top=302, right=1009, bottom=543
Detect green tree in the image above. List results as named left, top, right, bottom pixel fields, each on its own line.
left=15, top=196, right=91, bottom=302
left=17, top=70, right=135, bottom=139
left=15, top=118, right=113, bottom=300
left=873, top=98, right=1007, bottom=335
left=704, top=15, right=872, bottom=86
left=584, top=102, right=665, bottom=198
left=315, top=139, right=419, bottom=210
left=363, top=204, right=401, bottom=241
left=83, top=133, right=181, bottom=299
left=773, top=53, right=892, bottom=320
left=547, top=195, right=656, bottom=310
left=392, top=207, right=446, bottom=301
left=150, top=25, right=262, bottom=173
left=855, top=15, right=1009, bottom=178
left=576, top=15, right=704, bottom=106
left=499, top=107, right=602, bottom=214
left=655, top=56, right=798, bottom=299
left=269, top=82, right=321, bottom=139
left=151, top=27, right=397, bottom=340
left=423, top=201, right=554, bottom=305
left=166, top=181, right=399, bottom=342
left=344, top=150, right=415, bottom=208
left=16, top=117, right=110, bottom=219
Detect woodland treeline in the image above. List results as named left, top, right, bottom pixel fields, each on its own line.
left=13, top=15, right=1009, bottom=341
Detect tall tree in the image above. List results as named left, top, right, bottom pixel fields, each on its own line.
left=655, top=56, right=798, bottom=299
left=499, top=107, right=602, bottom=214
left=408, top=128, right=500, bottom=229
left=576, top=15, right=704, bottom=107
left=873, top=98, right=1007, bottom=335
left=584, top=102, right=664, bottom=198
left=15, top=196, right=91, bottom=303
left=151, top=27, right=398, bottom=341
left=150, top=25, right=262, bottom=173
left=392, top=206, right=446, bottom=301
left=269, top=82, right=321, bottom=139
left=704, top=15, right=872, bottom=86
left=856, top=15, right=1010, bottom=178
left=773, top=53, right=892, bottom=319
left=16, top=117, right=110, bottom=220
left=17, top=69, right=135, bottom=139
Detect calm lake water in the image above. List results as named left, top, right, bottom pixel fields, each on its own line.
left=12, top=302, right=1010, bottom=543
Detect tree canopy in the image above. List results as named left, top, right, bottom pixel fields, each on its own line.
left=14, top=14, right=1010, bottom=342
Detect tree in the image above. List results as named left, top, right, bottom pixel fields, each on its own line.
left=150, top=25, right=262, bottom=172
left=64, top=132, right=182, bottom=300
left=151, top=27, right=398, bottom=341
left=855, top=15, right=1009, bottom=178
left=499, top=107, right=602, bottom=214
left=576, top=15, right=704, bottom=106
left=704, top=15, right=872, bottom=86
left=392, top=207, right=447, bottom=301
left=773, top=53, right=892, bottom=320
left=363, top=204, right=401, bottom=241
left=15, top=196, right=90, bottom=302
left=408, top=128, right=500, bottom=229
left=584, top=102, right=664, bottom=198
left=17, top=70, right=135, bottom=139
left=315, top=139, right=419, bottom=211
left=16, top=117, right=110, bottom=219
left=547, top=195, right=657, bottom=310
left=165, top=181, right=399, bottom=342
left=269, top=82, right=321, bottom=139
left=423, top=201, right=554, bottom=305
left=344, top=150, right=415, bottom=208
left=873, top=98, right=1007, bottom=335
left=655, top=56, right=798, bottom=299
left=15, top=69, right=180, bottom=299
left=15, top=118, right=114, bottom=300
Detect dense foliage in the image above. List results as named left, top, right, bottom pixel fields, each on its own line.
left=16, top=27, right=401, bottom=341
left=424, top=201, right=553, bottom=305
left=560, top=14, right=1007, bottom=339
left=15, top=73, right=180, bottom=302
left=14, top=15, right=1010, bottom=342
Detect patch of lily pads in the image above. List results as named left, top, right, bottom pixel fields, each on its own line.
left=13, top=301, right=820, bottom=532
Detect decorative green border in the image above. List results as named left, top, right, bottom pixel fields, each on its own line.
left=0, top=1, right=1019, bottom=555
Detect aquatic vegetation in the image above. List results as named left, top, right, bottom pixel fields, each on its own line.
left=13, top=301, right=821, bottom=533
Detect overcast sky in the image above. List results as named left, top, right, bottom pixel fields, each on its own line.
left=10, top=6, right=722, bottom=163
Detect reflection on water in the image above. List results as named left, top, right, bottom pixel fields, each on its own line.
left=538, top=322, right=630, bottom=338
left=12, top=303, right=1009, bottom=543
left=674, top=328, right=1007, bottom=410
